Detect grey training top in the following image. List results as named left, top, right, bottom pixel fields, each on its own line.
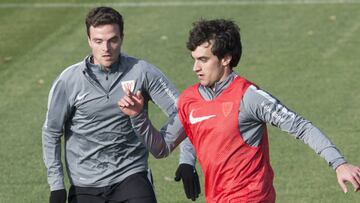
left=130, top=72, right=346, bottom=170
left=42, top=54, right=195, bottom=191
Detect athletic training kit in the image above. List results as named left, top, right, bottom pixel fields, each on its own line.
left=129, top=72, right=346, bottom=202
left=42, top=54, right=195, bottom=192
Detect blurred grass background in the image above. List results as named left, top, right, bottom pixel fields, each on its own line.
left=0, top=0, right=359, bottom=202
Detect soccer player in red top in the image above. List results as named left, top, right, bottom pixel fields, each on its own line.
left=118, top=19, right=360, bottom=202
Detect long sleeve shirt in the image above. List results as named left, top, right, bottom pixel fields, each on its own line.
left=129, top=71, right=346, bottom=170
left=42, top=54, right=196, bottom=191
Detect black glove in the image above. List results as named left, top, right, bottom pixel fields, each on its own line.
left=49, top=189, right=67, bottom=203
left=174, top=163, right=201, bottom=201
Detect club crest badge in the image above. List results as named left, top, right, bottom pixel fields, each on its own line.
left=121, top=80, right=135, bottom=92
left=222, top=102, right=233, bottom=117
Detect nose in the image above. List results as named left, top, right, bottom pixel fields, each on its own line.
left=193, top=61, right=201, bottom=72
left=103, top=41, right=111, bottom=52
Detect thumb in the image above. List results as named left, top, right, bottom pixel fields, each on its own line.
left=132, top=90, right=144, bottom=104
left=174, top=167, right=182, bottom=182
left=338, top=179, right=348, bottom=193
left=135, top=90, right=143, bottom=100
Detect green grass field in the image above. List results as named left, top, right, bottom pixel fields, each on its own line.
left=1, top=0, right=360, bottom=202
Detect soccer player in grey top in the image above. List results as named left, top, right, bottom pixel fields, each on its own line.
left=42, top=7, right=200, bottom=203
left=118, top=19, right=360, bottom=201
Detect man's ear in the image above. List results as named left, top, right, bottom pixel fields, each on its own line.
left=222, top=54, right=232, bottom=67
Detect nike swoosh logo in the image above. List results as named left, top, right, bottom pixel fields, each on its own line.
left=75, top=92, right=89, bottom=102
left=189, top=110, right=216, bottom=124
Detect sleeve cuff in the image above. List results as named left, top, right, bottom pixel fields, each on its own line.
left=331, top=158, right=347, bottom=170
left=50, top=184, right=65, bottom=191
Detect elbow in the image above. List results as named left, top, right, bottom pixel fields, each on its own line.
left=150, top=148, right=171, bottom=159
left=153, top=154, right=169, bottom=159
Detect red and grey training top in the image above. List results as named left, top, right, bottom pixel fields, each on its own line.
left=131, top=71, right=345, bottom=170
left=129, top=71, right=346, bottom=200
left=178, top=76, right=275, bottom=202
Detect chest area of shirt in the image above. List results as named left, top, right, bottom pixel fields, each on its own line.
left=85, top=63, right=147, bottom=96
left=72, top=76, right=142, bottom=120
left=184, top=99, right=241, bottom=146
left=187, top=100, right=236, bottom=125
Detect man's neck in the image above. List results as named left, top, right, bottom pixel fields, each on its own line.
left=90, top=56, right=118, bottom=71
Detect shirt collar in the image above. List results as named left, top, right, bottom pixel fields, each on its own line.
left=85, top=55, right=121, bottom=74
left=199, top=71, right=237, bottom=99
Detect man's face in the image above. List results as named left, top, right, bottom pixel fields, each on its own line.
left=191, top=42, right=231, bottom=88
left=88, top=24, right=122, bottom=69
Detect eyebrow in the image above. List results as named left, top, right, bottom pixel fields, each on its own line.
left=92, top=35, right=120, bottom=41
left=109, top=36, right=120, bottom=40
left=195, top=56, right=209, bottom=61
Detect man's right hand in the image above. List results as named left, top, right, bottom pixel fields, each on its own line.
left=49, top=189, right=67, bottom=203
left=118, top=88, right=144, bottom=117
left=335, top=163, right=360, bottom=193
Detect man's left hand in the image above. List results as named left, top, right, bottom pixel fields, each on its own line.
left=174, top=163, right=201, bottom=201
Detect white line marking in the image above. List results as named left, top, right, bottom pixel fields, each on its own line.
left=0, top=1, right=360, bottom=8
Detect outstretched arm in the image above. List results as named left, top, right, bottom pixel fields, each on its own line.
left=242, top=85, right=360, bottom=193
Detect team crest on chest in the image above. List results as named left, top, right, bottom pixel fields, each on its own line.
left=222, top=102, right=233, bottom=117
left=121, top=80, right=135, bottom=92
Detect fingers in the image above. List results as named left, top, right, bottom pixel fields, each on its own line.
left=344, top=176, right=360, bottom=193
left=336, top=164, right=360, bottom=193
left=174, top=164, right=200, bottom=200
left=190, top=178, right=198, bottom=201
left=118, top=89, right=137, bottom=108
left=174, top=167, right=181, bottom=182
left=117, top=96, right=134, bottom=108
left=132, top=90, right=144, bottom=104
left=187, top=171, right=200, bottom=201
left=189, top=173, right=200, bottom=201
left=193, top=171, right=200, bottom=201
left=135, top=90, right=143, bottom=100
left=354, top=171, right=360, bottom=192
left=184, top=179, right=191, bottom=200
left=185, top=177, right=194, bottom=201
left=195, top=172, right=201, bottom=196
left=117, top=100, right=126, bottom=108
left=337, top=178, right=348, bottom=193
left=351, top=173, right=360, bottom=192
left=123, top=94, right=135, bottom=106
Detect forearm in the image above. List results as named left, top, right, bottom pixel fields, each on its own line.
left=244, top=86, right=346, bottom=169
left=42, top=127, right=65, bottom=191
left=179, top=138, right=196, bottom=166
left=130, top=111, right=186, bottom=158
left=294, top=123, right=346, bottom=169
left=266, top=101, right=346, bottom=169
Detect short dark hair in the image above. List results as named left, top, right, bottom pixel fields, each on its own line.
left=85, top=7, right=124, bottom=38
left=186, top=19, right=242, bottom=68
